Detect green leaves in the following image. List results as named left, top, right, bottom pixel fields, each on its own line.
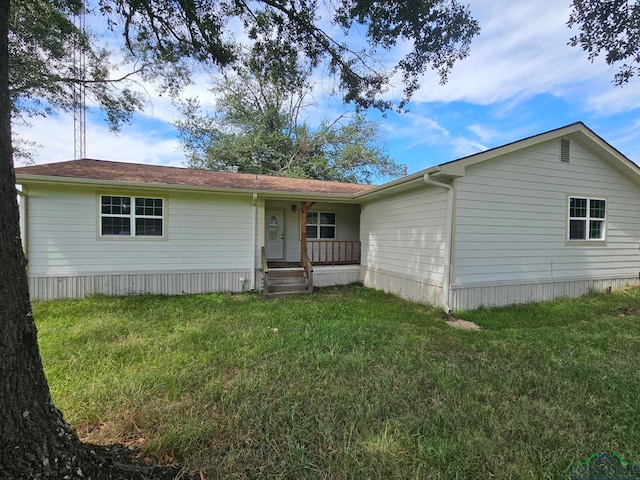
left=9, top=0, right=144, bottom=129
left=334, top=0, right=480, bottom=106
left=106, top=0, right=479, bottom=111
left=10, top=0, right=480, bottom=134
left=568, top=0, right=640, bottom=85
left=175, top=60, right=406, bottom=184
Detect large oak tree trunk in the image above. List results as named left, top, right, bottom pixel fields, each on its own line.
left=0, top=2, right=84, bottom=478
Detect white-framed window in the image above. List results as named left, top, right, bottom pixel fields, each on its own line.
left=568, top=196, right=606, bottom=241
left=100, top=195, right=164, bottom=237
left=306, top=211, right=336, bottom=239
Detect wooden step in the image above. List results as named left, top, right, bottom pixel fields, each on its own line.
left=267, top=269, right=305, bottom=278
left=264, top=275, right=311, bottom=296
left=263, top=266, right=312, bottom=297
left=267, top=261, right=301, bottom=268
left=268, top=276, right=308, bottom=286
left=267, top=283, right=310, bottom=294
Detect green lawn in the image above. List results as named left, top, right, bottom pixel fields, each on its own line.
left=34, top=285, right=640, bottom=479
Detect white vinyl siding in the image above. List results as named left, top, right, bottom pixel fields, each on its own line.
left=452, top=139, right=640, bottom=286
left=26, top=185, right=253, bottom=276
left=360, top=186, right=447, bottom=303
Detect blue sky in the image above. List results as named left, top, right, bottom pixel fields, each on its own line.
left=14, top=0, right=640, bottom=180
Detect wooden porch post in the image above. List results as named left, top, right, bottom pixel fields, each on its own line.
left=300, top=201, right=315, bottom=264
left=300, top=201, right=307, bottom=265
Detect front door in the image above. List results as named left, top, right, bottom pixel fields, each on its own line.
left=265, top=210, right=285, bottom=260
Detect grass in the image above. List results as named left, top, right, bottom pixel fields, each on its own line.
left=34, top=285, right=640, bottom=479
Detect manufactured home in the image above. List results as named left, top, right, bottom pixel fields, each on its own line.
left=15, top=122, right=640, bottom=310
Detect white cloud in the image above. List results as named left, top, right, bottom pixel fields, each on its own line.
left=13, top=0, right=640, bottom=172
left=14, top=112, right=184, bottom=167
left=382, top=112, right=450, bottom=146
left=467, top=124, right=497, bottom=143
left=383, top=111, right=487, bottom=163
left=585, top=81, right=640, bottom=114
left=452, top=138, right=487, bottom=158
left=394, top=0, right=625, bottom=113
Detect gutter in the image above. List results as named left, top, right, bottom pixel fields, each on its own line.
left=250, top=193, right=257, bottom=291
left=423, top=171, right=453, bottom=313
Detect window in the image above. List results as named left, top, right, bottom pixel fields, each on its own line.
left=306, top=211, right=336, bottom=239
left=100, top=195, right=164, bottom=237
left=568, top=196, right=606, bottom=241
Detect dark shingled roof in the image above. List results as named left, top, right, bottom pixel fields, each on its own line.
left=15, top=159, right=374, bottom=195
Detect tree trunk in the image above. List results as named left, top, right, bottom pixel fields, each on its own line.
left=0, top=2, right=84, bottom=478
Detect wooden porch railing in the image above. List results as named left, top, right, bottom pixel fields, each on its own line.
left=306, top=240, right=361, bottom=266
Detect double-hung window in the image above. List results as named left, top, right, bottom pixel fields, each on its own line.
left=306, top=211, right=336, bottom=239
left=568, top=196, right=606, bottom=241
left=100, top=195, right=164, bottom=237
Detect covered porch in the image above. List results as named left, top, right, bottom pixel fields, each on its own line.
left=261, top=199, right=361, bottom=295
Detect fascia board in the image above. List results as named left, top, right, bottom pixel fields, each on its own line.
left=355, top=167, right=441, bottom=201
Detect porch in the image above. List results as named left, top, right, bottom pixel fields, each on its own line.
left=262, top=200, right=361, bottom=296
left=262, top=241, right=361, bottom=296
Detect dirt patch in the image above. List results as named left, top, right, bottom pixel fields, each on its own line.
left=72, top=422, right=198, bottom=479
left=616, top=306, right=639, bottom=317
left=443, top=313, right=481, bottom=331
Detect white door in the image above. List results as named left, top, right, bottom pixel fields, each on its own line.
left=265, top=210, right=285, bottom=260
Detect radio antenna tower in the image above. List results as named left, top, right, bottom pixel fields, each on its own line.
left=73, top=5, right=87, bottom=160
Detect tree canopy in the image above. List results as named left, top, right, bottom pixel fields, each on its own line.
left=568, top=0, right=640, bottom=85
left=10, top=0, right=144, bottom=128
left=175, top=60, right=407, bottom=184
left=1, top=1, right=480, bottom=477
left=103, top=0, right=480, bottom=111
left=9, top=0, right=481, bottom=119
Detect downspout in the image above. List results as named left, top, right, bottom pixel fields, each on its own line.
left=423, top=173, right=453, bottom=313
left=250, top=193, right=257, bottom=291
left=17, top=187, right=27, bottom=265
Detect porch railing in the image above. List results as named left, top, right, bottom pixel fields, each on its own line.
left=306, top=240, right=361, bottom=266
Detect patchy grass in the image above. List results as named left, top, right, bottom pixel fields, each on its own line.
left=34, top=285, right=640, bottom=479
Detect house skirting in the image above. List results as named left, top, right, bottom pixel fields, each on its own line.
left=450, top=275, right=640, bottom=311
left=29, top=267, right=362, bottom=301
left=312, top=265, right=361, bottom=288
left=28, top=270, right=252, bottom=301
left=360, top=265, right=443, bottom=306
